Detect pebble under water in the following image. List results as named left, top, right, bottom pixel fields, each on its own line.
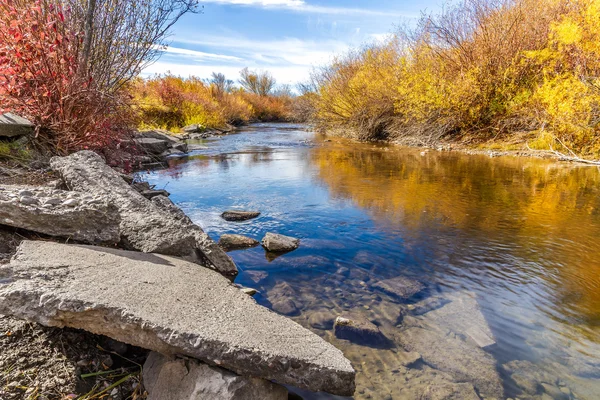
left=142, top=123, right=600, bottom=400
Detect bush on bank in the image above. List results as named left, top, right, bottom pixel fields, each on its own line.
left=311, top=0, right=600, bottom=157
left=132, top=74, right=298, bottom=132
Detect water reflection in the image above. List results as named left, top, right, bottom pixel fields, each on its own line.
left=144, top=125, right=600, bottom=400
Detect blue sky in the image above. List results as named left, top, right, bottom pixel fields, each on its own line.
left=143, top=0, right=445, bottom=85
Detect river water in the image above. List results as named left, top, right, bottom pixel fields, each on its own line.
left=142, top=123, right=600, bottom=400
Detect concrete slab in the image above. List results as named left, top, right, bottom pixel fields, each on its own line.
left=0, top=241, right=355, bottom=396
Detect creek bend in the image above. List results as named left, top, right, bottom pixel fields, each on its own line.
left=142, top=123, right=600, bottom=400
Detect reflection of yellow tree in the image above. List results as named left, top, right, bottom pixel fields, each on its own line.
left=313, top=142, right=600, bottom=333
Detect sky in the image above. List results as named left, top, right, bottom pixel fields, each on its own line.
left=142, top=0, right=445, bottom=86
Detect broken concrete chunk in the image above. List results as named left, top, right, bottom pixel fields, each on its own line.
left=50, top=151, right=237, bottom=278
left=372, top=276, right=424, bottom=300
left=0, top=241, right=355, bottom=396
left=0, top=113, right=34, bottom=137
left=0, top=185, right=120, bottom=244
left=221, top=211, right=261, bottom=222
left=261, top=232, right=300, bottom=253
left=144, top=352, right=288, bottom=400
left=218, top=234, right=260, bottom=252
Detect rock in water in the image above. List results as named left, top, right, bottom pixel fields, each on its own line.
left=0, top=241, right=355, bottom=396
left=408, top=296, right=450, bottom=316
left=144, top=352, right=288, bottom=400
left=221, top=211, right=261, bottom=222
left=372, top=276, right=424, bottom=300
left=50, top=151, right=237, bottom=279
left=334, top=315, right=391, bottom=348
left=421, top=292, right=495, bottom=348
left=218, top=234, right=260, bottom=251
left=0, top=185, right=120, bottom=244
left=395, top=327, right=504, bottom=398
left=261, top=232, right=300, bottom=253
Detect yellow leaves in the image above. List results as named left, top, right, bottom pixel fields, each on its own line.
left=551, top=18, right=582, bottom=46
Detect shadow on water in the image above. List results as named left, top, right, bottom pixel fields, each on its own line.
left=143, top=124, right=600, bottom=400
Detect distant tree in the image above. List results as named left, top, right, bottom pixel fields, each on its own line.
left=274, top=83, right=294, bottom=97
left=239, top=68, right=276, bottom=96
left=210, top=72, right=235, bottom=96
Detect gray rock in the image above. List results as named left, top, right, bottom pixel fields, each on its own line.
left=140, top=189, right=170, bottom=200
left=221, top=211, right=261, bottom=222
left=308, top=310, right=335, bottom=330
left=144, top=352, right=288, bottom=400
left=396, top=327, right=503, bottom=398
left=421, top=292, right=495, bottom=348
left=134, top=138, right=171, bottom=155
left=262, top=233, right=300, bottom=253
left=0, top=241, right=355, bottom=396
left=241, top=287, right=258, bottom=296
left=245, top=270, right=268, bottom=284
left=422, top=382, right=480, bottom=400
left=502, top=360, right=558, bottom=396
left=50, top=151, right=237, bottom=279
left=159, top=148, right=186, bottom=158
left=137, top=130, right=181, bottom=144
left=62, top=198, right=79, bottom=207
left=218, top=234, right=260, bottom=251
left=0, top=185, right=119, bottom=244
left=183, top=124, right=204, bottom=133
left=0, top=113, right=34, bottom=137
left=334, top=315, right=391, bottom=348
left=408, top=296, right=450, bottom=316
left=172, top=142, right=188, bottom=153
left=372, top=276, right=424, bottom=300
left=19, top=196, right=38, bottom=205
left=272, top=298, right=300, bottom=316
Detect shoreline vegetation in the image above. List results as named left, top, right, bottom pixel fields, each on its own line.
left=307, top=0, right=600, bottom=162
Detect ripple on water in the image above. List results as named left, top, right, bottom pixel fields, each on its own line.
left=144, top=124, right=600, bottom=399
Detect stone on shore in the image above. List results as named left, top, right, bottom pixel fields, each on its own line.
left=395, top=327, right=503, bottom=398
left=218, top=234, right=260, bottom=252
left=0, top=185, right=120, bottom=244
left=262, top=232, right=300, bottom=253
left=143, top=352, right=288, bottom=400
left=372, top=276, right=424, bottom=300
left=0, top=113, right=34, bottom=138
left=0, top=241, right=355, bottom=396
left=334, top=315, right=391, bottom=348
left=135, top=138, right=171, bottom=155
left=50, top=151, right=238, bottom=278
left=221, top=211, right=261, bottom=222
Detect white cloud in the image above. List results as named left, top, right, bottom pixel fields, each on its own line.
left=162, top=47, right=244, bottom=62
left=198, top=0, right=414, bottom=17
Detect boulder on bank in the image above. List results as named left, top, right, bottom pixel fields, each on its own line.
left=144, top=352, right=288, bottom=400
left=0, top=185, right=120, bottom=244
left=0, top=113, right=34, bottom=138
left=50, top=151, right=238, bottom=278
left=0, top=241, right=355, bottom=396
left=218, top=234, right=260, bottom=251
left=134, top=138, right=171, bottom=155
left=372, top=276, right=424, bottom=300
left=221, top=211, right=261, bottom=222
left=261, top=232, right=300, bottom=253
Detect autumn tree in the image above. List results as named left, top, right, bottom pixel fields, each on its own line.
left=239, top=67, right=276, bottom=96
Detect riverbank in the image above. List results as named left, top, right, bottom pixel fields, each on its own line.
left=0, top=146, right=356, bottom=399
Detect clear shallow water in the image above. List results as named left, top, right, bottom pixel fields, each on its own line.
left=143, top=123, right=600, bottom=400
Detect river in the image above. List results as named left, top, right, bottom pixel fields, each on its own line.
left=142, top=123, right=600, bottom=400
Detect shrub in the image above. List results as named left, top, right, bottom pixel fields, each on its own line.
left=0, top=0, right=134, bottom=154
left=311, top=0, right=600, bottom=157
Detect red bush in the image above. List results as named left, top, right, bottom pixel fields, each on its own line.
left=0, top=0, right=134, bottom=154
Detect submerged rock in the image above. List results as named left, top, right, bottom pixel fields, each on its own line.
left=395, top=327, right=504, bottom=398
left=422, top=382, right=480, bottom=400
left=308, top=310, right=336, bottom=330
left=221, top=211, right=261, bottom=222
left=0, top=241, right=356, bottom=396
left=0, top=185, right=119, bottom=244
left=372, top=276, right=424, bottom=300
left=334, top=315, right=391, bottom=348
left=408, top=296, right=450, bottom=316
left=421, top=292, right=495, bottom=348
left=261, top=232, right=300, bottom=253
left=50, top=151, right=237, bottom=278
left=218, top=234, right=260, bottom=251
left=144, top=352, right=288, bottom=400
